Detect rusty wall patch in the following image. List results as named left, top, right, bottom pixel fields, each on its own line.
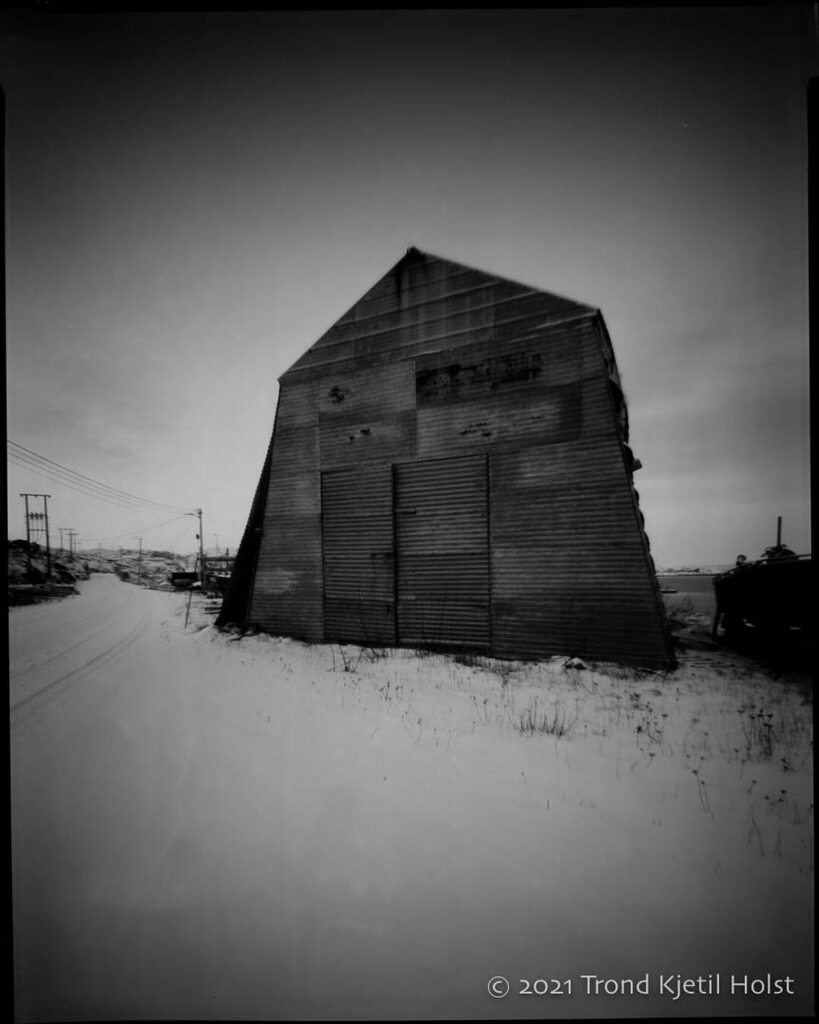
left=416, top=352, right=542, bottom=404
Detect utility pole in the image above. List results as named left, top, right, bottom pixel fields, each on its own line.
left=199, top=509, right=206, bottom=587
left=43, top=495, right=51, bottom=580
left=137, top=538, right=143, bottom=585
left=59, top=528, right=65, bottom=556
left=21, top=494, right=32, bottom=573
left=68, top=530, right=77, bottom=559
left=194, top=508, right=205, bottom=586
left=184, top=508, right=206, bottom=585
left=20, top=493, right=51, bottom=579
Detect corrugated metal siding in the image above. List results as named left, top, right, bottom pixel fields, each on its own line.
left=488, top=338, right=673, bottom=667
left=284, top=251, right=594, bottom=380
left=414, top=322, right=588, bottom=460
left=395, top=455, right=490, bottom=647
left=248, top=380, right=324, bottom=641
left=334, top=265, right=501, bottom=324
left=415, top=328, right=583, bottom=401
left=321, top=465, right=396, bottom=645
left=312, top=282, right=500, bottom=351
left=319, top=410, right=416, bottom=470
left=316, top=361, right=415, bottom=420
left=314, top=277, right=552, bottom=353
left=317, top=360, right=417, bottom=471
left=590, top=314, right=671, bottom=660
left=416, top=384, right=582, bottom=460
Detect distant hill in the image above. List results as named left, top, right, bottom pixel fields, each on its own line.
left=8, top=540, right=197, bottom=591
left=8, top=539, right=85, bottom=586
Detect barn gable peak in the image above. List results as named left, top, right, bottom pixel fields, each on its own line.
left=282, top=248, right=597, bottom=381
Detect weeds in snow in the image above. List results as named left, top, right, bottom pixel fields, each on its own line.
left=516, top=698, right=574, bottom=738
left=210, top=628, right=812, bottom=871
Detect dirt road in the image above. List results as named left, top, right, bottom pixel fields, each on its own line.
left=10, top=577, right=236, bottom=1021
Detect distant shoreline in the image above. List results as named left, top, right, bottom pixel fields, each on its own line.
left=656, top=570, right=723, bottom=577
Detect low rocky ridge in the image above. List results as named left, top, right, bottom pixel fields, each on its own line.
left=7, top=540, right=197, bottom=604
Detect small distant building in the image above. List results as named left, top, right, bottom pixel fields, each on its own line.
left=220, top=248, right=674, bottom=668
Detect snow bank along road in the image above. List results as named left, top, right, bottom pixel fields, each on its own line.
left=10, top=575, right=814, bottom=1020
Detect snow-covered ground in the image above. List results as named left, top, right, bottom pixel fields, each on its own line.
left=10, top=576, right=814, bottom=1020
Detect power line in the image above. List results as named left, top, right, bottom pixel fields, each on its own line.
left=7, top=441, right=194, bottom=515
left=9, top=449, right=155, bottom=513
left=8, top=441, right=192, bottom=513
left=9, top=449, right=180, bottom=515
left=88, top=514, right=191, bottom=545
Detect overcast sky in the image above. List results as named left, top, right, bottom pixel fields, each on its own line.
left=4, top=7, right=815, bottom=566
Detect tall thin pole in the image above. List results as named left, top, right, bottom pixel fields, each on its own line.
left=43, top=495, right=51, bottom=580
left=137, top=538, right=143, bottom=584
left=21, top=494, right=32, bottom=573
left=776, top=516, right=782, bottom=548
left=197, top=508, right=205, bottom=587
left=21, top=493, right=51, bottom=576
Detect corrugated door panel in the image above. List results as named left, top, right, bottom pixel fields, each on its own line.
left=321, top=466, right=396, bottom=645
left=395, top=455, right=490, bottom=647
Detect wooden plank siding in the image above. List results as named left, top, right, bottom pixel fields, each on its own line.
left=235, top=248, right=675, bottom=668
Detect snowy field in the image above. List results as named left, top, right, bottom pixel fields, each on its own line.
left=10, top=575, right=814, bottom=1020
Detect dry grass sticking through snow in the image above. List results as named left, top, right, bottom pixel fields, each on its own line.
left=181, top=593, right=814, bottom=879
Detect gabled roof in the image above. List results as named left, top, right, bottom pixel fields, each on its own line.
left=282, top=247, right=597, bottom=382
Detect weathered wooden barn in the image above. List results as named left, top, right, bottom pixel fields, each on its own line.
left=219, top=248, right=674, bottom=668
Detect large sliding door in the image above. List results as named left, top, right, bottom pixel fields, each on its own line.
left=321, top=465, right=396, bottom=645
left=395, top=454, right=490, bottom=648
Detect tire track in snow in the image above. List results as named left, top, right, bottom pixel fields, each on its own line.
left=10, top=605, right=151, bottom=737
left=9, top=582, right=135, bottom=675
left=10, top=603, right=137, bottom=684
